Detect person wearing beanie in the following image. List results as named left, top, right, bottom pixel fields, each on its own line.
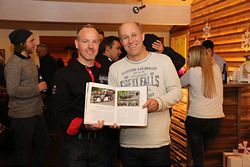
left=202, top=39, right=228, bottom=72
left=143, top=33, right=185, bottom=72
left=4, top=28, right=49, bottom=167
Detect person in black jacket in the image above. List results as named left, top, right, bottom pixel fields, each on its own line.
left=96, top=36, right=122, bottom=167
left=36, top=43, right=58, bottom=133
left=51, top=24, right=108, bottom=167
left=96, top=36, right=121, bottom=84
left=143, top=33, right=185, bottom=72
left=36, top=43, right=58, bottom=94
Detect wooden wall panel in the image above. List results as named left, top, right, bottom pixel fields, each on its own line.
left=190, top=0, right=250, bottom=72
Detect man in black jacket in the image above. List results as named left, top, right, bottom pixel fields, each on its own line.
left=36, top=43, right=58, bottom=94
left=96, top=36, right=121, bottom=84
left=51, top=24, right=108, bottom=167
left=36, top=43, right=58, bottom=132
left=96, top=36, right=122, bottom=167
left=143, top=34, right=185, bottom=72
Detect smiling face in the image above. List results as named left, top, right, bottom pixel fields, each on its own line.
left=118, top=22, right=146, bottom=60
left=75, top=27, right=100, bottom=64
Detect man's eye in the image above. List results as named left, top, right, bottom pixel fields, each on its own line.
left=122, top=36, right=128, bottom=40
left=82, top=40, right=88, bottom=43
left=131, top=34, right=137, bottom=37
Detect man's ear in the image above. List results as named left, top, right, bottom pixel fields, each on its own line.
left=104, top=45, right=111, bottom=55
left=142, top=33, right=145, bottom=41
left=74, top=39, right=79, bottom=49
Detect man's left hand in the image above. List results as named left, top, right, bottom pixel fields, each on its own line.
left=142, top=98, right=159, bottom=113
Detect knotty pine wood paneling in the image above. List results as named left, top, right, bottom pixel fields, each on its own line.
left=190, top=0, right=250, bottom=72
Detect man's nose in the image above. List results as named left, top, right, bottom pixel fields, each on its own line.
left=88, top=43, right=94, bottom=48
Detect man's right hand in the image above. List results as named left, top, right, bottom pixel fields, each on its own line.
left=152, top=40, right=164, bottom=53
left=85, top=120, right=104, bottom=131
left=38, top=81, right=47, bottom=92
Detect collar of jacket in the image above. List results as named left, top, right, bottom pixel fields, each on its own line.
left=69, top=59, right=101, bottom=71
left=15, top=52, right=31, bottom=59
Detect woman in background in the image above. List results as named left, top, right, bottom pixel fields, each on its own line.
left=180, top=45, right=224, bottom=167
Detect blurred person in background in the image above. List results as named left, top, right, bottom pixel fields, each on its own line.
left=143, top=33, right=185, bottom=73
left=36, top=43, right=58, bottom=133
left=97, top=36, right=122, bottom=84
left=96, top=35, right=122, bottom=167
left=202, top=40, right=227, bottom=72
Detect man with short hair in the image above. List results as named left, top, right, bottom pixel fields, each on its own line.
left=51, top=24, right=108, bottom=167
left=108, top=22, right=182, bottom=167
left=202, top=39, right=228, bottom=72
left=97, top=36, right=121, bottom=84
left=5, top=28, right=49, bottom=167
left=96, top=36, right=122, bottom=167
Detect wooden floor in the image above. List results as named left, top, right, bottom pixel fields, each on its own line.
left=0, top=129, right=63, bottom=167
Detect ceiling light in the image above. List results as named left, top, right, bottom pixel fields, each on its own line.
left=132, top=0, right=146, bottom=14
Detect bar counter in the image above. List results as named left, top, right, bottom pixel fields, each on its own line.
left=170, top=81, right=250, bottom=166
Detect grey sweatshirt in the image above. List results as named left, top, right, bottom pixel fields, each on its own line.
left=4, top=53, right=43, bottom=118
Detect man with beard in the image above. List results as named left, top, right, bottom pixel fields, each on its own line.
left=5, top=29, right=49, bottom=167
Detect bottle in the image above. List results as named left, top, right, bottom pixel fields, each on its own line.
left=222, top=63, right=227, bottom=84
left=38, top=74, right=43, bottom=82
left=38, top=73, right=47, bottom=93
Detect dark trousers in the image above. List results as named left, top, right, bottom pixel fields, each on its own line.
left=120, top=145, right=171, bottom=167
left=185, top=116, right=222, bottom=167
left=42, top=94, right=54, bottom=133
left=11, top=114, right=50, bottom=167
left=104, top=128, right=120, bottom=167
left=62, top=131, right=108, bottom=167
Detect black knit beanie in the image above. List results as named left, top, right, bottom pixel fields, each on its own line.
left=9, top=29, right=32, bottom=46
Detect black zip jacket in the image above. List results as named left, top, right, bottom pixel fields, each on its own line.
left=51, top=59, right=101, bottom=130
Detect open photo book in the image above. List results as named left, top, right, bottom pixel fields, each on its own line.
left=84, top=82, right=148, bottom=126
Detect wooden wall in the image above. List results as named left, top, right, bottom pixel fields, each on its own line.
left=170, top=26, right=190, bottom=59
left=190, top=0, right=250, bottom=72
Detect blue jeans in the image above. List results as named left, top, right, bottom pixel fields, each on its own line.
left=120, top=145, right=171, bottom=167
left=62, top=131, right=108, bottom=167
